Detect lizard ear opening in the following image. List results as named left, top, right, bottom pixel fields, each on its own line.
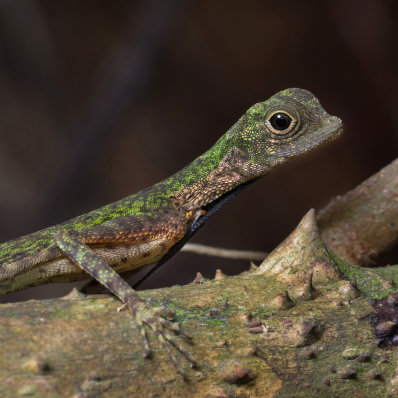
left=265, top=109, right=298, bottom=136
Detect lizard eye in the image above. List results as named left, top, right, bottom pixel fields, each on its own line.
left=265, top=111, right=297, bottom=135
left=270, top=113, right=291, bottom=130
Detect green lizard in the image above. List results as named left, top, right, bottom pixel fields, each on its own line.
left=0, top=88, right=342, bottom=373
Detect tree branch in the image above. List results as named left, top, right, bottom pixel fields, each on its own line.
left=317, top=158, right=398, bottom=266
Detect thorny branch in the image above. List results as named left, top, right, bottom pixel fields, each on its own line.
left=1, top=210, right=398, bottom=397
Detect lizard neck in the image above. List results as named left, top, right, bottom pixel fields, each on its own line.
left=167, top=135, right=268, bottom=211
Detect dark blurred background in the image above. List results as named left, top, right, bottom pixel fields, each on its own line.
left=1, top=0, right=398, bottom=303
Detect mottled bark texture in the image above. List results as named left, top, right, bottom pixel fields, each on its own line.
left=2, top=210, right=398, bottom=397
left=318, top=158, right=398, bottom=267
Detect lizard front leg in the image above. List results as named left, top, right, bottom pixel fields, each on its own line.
left=53, top=231, right=196, bottom=374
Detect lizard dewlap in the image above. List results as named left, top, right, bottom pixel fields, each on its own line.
left=0, top=88, right=342, bottom=373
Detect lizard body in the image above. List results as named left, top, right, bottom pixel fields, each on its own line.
left=0, top=88, right=342, bottom=372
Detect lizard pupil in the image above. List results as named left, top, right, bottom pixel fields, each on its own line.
left=270, top=113, right=292, bottom=131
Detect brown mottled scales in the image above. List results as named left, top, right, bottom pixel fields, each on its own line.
left=0, top=88, right=343, bottom=373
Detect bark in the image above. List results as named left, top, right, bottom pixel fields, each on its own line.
left=317, top=158, right=398, bottom=267
left=1, top=210, right=398, bottom=397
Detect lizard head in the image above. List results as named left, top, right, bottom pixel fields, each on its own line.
left=171, top=88, right=342, bottom=211
left=226, top=88, right=343, bottom=177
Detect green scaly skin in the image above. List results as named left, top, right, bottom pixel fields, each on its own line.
left=0, top=88, right=342, bottom=373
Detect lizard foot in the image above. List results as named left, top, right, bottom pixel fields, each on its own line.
left=129, top=300, right=196, bottom=374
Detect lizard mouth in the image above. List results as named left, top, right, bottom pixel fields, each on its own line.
left=270, top=116, right=343, bottom=158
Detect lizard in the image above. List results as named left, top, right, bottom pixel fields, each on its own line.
left=0, top=88, right=343, bottom=373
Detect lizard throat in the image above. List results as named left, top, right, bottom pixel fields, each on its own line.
left=170, top=148, right=270, bottom=211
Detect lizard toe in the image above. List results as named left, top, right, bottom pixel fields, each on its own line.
left=156, top=330, right=185, bottom=374
left=131, top=314, right=151, bottom=358
left=161, top=329, right=196, bottom=366
left=160, top=318, right=192, bottom=340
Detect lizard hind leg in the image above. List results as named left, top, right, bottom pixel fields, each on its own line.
left=53, top=230, right=195, bottom=374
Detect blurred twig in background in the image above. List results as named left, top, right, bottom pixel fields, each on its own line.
left=181, top=243, right=268, bottom=261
